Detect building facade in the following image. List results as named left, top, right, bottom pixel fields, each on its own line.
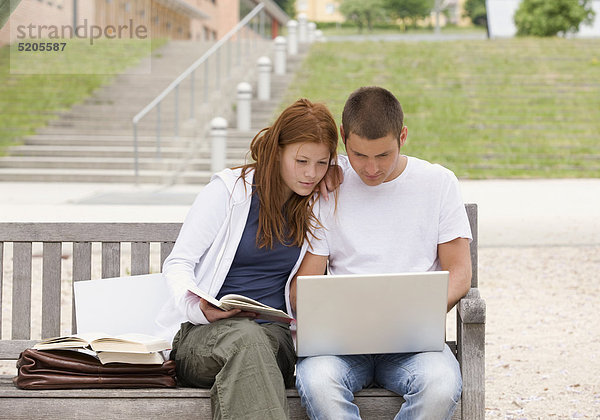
left=1, top=0, right=286, bottom=45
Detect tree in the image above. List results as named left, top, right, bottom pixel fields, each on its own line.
left=384, top=0, right=434, bottom=29
left=0, top=0, right=23, bottom=30
left=463, top=0, right=487, bottom=27
left=273, top=0, right=296, bottom=18
left=340, top=0, right=387, bottom=32
left=514, top=0, right=595, bottom=37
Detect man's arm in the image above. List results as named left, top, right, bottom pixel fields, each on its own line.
left=438, top=237, right=472, bottom=312
left=290, top=252, right=328, bottom=312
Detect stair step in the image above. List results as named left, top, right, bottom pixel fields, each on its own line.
left=0, top=168, right=213, bottom=184
left=0, top=156, right=244, bottom=170
left=8, top=145, right=250, bottom=159
left=21, top=136, right=250, bottom=148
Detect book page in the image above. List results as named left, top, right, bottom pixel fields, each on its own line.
left=220, top=294, right=272, bottom=309
left=74, top=273, right=169, bottom=337
left=90, top=333, right=170, bottom=353
left=187, top=284, right=224, bottom=309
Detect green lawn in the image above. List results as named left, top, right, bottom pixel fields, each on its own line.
left=318, top=24, right=487, bottom=37
left=284, top=38, right=600, bottom=178
left=0, top=38, right=166, bottom=154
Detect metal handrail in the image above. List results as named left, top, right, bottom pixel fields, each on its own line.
left=131, top=3, right=267, bottom=181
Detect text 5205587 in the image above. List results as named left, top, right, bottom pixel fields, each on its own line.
left=17, top=42, right=67, bottom=52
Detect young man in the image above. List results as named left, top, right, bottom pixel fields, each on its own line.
left=291, top=86, right=473, bottom=420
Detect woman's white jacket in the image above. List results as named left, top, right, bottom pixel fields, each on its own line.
left=156, top=167, right=310, bottom=343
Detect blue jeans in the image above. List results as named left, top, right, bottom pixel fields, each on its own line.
left=295, top=345, right=461, bottom=420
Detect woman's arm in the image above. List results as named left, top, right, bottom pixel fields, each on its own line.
left=290, top=252, right=329, bottom=313
left=162, top=177, right=231, bottom=323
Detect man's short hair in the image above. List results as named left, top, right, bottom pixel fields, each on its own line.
left=342, top=86, right=404, bottom=143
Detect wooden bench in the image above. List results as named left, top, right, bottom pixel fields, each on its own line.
left=0, top=204, right=485, bottom=419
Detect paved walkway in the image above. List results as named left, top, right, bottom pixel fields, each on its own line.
left=1, top=178, right=598, bottom=247
left=324, top=32, right=487, bottom=42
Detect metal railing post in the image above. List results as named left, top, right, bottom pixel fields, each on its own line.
left=227, top=40, right=232, bottom=79
left=190, top=69, right=195, bottom=118
left=156, top=102, right=161, bottom=159
left=216, top=49, right=221, bottom=88
left=133, top=122, right=139, bottom=183
left=204, top=61, right=209, bottom=103
left=174, top=85, right=179, bottom=138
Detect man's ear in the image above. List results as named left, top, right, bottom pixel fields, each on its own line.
left=399, top=126, right=408, bottom=147
left=340, top=124, right=346, bottom=146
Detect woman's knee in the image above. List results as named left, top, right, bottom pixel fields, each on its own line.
left=217, top=319, right=273, bottom=350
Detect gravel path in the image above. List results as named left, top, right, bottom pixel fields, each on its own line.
left=481, top=246, right=600, bottom=418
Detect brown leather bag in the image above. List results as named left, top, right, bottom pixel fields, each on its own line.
left=14, top=348, right=176, bottom=390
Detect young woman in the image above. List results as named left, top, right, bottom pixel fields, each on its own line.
left=156, top=98, right=339, bottom=419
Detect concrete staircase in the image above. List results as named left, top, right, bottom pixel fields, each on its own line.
left=0, top=40, right=307, bottom=184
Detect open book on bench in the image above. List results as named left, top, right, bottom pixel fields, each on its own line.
left=33, top=333, right=171, bottom=365
left=188, top=285, right=293, bottom=323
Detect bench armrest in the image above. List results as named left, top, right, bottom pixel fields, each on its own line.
left=456, top=288, right=485, bottom=420
left=457, top=288, right=486, bottom=324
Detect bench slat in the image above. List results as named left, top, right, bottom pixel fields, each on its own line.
left=0, top=376, right=461, bottom=420
left=0, top=242, right=3, bottom=340
left=466, top=203, right=478, bottom=288
left=42, top=243, right=62, bottom=339
left=0, top=340, right=37, bottom=359
left=72, top=242, right=92, bottom=334
left=131, top=242, right=150, bottom=275
left=0, top=223, right=182, bottom=242
left=12, top=243, right=32, bottom=340
left=102, top=243, right=121, bottom=279
left=160, top=242, right=174, bottom=270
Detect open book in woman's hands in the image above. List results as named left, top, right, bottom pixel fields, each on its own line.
left=188, top=285, right=293, bottom=323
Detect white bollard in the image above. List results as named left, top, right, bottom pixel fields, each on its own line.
left=298, top=13, right=308, bottom=43
left=287, top=20, right=298, bottom=56
left=315, top=29, right=325, bottom=42
left=210, top=117, right=227, bottom=173
left=307, top=22, right=316, bottom=43
left=257, top=56, right=272, bottom=101
left=237, top=82, right=252, bottom=131
left=274, top=36, right=286, bottom=75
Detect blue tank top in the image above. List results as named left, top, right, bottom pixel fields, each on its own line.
left=217, top=190, right=301, bottom=314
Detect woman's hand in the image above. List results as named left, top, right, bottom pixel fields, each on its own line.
left=316, top=164, right=344, bottom=200
left=199, top=298, right=257, bottom=323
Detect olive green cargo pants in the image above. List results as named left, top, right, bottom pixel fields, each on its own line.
left=171, top=318, right=296, bottom=420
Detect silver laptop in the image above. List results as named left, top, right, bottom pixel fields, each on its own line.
left=296, top=272, right=449, bottom=357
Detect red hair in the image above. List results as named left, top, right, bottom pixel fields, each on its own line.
left=240, top=98, right=338, bottom=248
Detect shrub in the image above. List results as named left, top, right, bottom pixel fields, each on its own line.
left=514, top=0, right=595, bottom=37
left=464, top=0, right=488, bottom=27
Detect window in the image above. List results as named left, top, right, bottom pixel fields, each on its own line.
left=325, top=3, right=335, bottom=14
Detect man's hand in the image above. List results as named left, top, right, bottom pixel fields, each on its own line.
left=199, top=298, right=257, bottom=323
left=316, top=164, right=344, bottom=201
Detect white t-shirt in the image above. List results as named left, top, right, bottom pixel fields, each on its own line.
left=311, top=155, right=472, bottom=275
